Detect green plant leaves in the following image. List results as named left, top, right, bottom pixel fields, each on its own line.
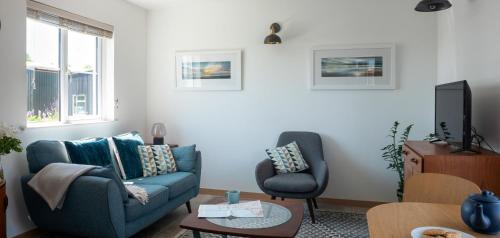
left=381, top=121, right=413, bottom=201
left=0, top=136, right=23, bottom=156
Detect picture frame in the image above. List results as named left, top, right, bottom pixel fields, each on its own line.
left=175, top=49, right=242, bottom=91
left=310, top=44, right=396, bottom=90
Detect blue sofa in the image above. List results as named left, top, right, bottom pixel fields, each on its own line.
left=21, top=140, right=202, bottom=238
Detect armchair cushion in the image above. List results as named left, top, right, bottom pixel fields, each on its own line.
left=266, top=141, right=309, bottom=174
left=128, top=172, right=196, bottom=199
left=264, top=173, right=317, bottom=193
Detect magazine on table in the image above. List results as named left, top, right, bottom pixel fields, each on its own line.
left=198, top=200, right=264, bottom=218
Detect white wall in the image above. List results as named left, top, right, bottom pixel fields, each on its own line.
left=146, top=0, right=437, bottom=203
left=0, top=0, right=147, bottom=236
left=437, top=0, right=500, bottom=149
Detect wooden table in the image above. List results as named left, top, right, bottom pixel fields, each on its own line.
left=367, top=202, right=500, bottom=238
left=145, top=143, right=178, bottom=148
left=180, top=197, right=304, bottom=238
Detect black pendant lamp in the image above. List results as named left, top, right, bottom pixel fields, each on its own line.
left=415, top=0, right=452, bottom=12
left=264, top=23, right=282, bottom=44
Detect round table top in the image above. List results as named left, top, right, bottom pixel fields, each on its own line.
left=207, top=202, right=292, bottom=229
left=180, top=197, right=304, bottom=238
left=367, top=202, right=498, bottom=238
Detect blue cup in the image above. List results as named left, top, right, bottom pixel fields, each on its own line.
left=225, top=190, right=240, bottom=204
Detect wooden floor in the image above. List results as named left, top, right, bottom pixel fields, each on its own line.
left=133, top=194, right=369, bottom=238
left=16, top=194, right=369, bottom=238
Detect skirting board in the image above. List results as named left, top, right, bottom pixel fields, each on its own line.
left=199, top=188, right=386, bottom=208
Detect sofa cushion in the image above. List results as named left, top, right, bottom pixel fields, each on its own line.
left=124, top=184, right=169, bottom=222
left=266, top=141, right=309, bottom=174
left=64, top=138, right=113, bottom=167
left=106, top=138, right=126, bottom=179
left=112, top=132, right=144, bottom=180
left=264, top=173, right=317, bottom=193
left=172, top=145, right=196, bottom=173
left=85, top=166, right=128, bottom=203
left=26, top=140, right=71, bottom=173
left=138, top=145, right=177, bottom=177
left=128, top=172, right=196, bottom=199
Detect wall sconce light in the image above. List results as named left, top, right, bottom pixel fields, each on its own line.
left=415, top=0, right=452, bottom=12
left=264, top=23, right=282, bottom=44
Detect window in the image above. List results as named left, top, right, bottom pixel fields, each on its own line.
left=26, top=1, right=114, bottom=126
left=67, top=30, right=100, bottom=119
left=72, top=95, right=87, bottom=115
left=26, top=19, right=60, bottom=123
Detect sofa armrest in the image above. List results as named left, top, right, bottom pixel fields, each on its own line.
left=255, top=159, right=276, bottom=191
left=21, top=174, right=126, bottom=238
left=193, top=151, right=202, bottom=195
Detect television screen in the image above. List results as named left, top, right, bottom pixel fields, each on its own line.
left=435, top=80, right=472, bottom=150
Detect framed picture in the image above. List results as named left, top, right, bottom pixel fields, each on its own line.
left=175, top=50, right=242, bottom=91
left=310, top=44, right=396, bottom=90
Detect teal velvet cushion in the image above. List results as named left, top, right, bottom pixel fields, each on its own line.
left=172, top=144, right=196, bottom=173
left=64, top=138, right=113, bottom=167
left=112, top=132, right=145, bottom=180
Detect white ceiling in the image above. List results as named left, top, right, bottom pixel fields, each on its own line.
left=126, top=0, right=177, bottom=10
left=128, top=0, right=426, bottom=11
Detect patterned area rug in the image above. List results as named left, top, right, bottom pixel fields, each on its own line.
left=177, top=209, right=369, bottom=238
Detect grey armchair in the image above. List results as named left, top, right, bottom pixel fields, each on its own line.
left=255, top=131, right=329, bottom=223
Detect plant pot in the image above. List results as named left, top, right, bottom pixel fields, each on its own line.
left=0, top=182, right=6, bottom=238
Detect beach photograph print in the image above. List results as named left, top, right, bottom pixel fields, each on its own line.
left=182, top=61, right=231, bottom=80
left=321, top=56, right=383, bottom=78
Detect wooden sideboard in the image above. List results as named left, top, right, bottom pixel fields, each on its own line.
left=403, top=141, right=500, bottom=195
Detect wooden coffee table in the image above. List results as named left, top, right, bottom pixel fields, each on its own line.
left=180, top=197, right=304, bottom=238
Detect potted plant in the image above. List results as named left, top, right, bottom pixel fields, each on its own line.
left=0, top=123, right=22, bottom=238
left=381, top=121, right=413, bottom=202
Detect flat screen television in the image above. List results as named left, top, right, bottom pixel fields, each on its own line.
left=435, top=80, right=472, bottom=152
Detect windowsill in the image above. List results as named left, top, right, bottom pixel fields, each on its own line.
left=26, top=119, right=116, bottom=129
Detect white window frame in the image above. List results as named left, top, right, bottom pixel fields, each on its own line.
left=27, top=19, right=113, bottom=127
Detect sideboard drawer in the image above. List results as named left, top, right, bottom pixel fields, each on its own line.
left=403, top=145, right=423, bottom=181
left=403, top=141, right=500, bottom=195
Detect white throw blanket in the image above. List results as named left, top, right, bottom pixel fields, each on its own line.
left=125, top=184, right=149, bottom=205
left=28, top=163, right=97, bottom=210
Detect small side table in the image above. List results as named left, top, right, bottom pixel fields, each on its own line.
left=145, top=143, right=179, bottom=148
left=0, top=182, right=6, bottom=238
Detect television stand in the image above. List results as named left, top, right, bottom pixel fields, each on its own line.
left=449, top=146, right=480, bottom=154
left=403, top=141, right=500, bottom=195
left=428, top=138, right=443, bottom=143
left=427, top=139, right=480, bottom=154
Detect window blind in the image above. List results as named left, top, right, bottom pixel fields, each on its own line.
left=26, top=0, right=114, bottom=39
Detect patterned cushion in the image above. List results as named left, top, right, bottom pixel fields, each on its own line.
left=138, top=145, right=177, bottom=177
left=266, top=141, right=309, bottom=174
